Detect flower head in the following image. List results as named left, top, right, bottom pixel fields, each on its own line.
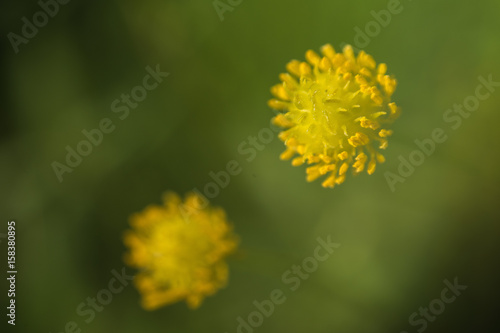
left=123, top=192, right=238, bottom=310
left=268, top=44, right=401, bottom=188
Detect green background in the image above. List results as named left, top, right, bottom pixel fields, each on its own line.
left=1, top=0, right=499, bottom=332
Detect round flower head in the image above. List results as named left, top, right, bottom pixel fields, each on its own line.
left=123, top=192, right=238, bottom=310
left=268, top=44, right=401, bottom=188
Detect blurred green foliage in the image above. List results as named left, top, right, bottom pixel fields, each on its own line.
left=1, top=0, right=500, bottom=332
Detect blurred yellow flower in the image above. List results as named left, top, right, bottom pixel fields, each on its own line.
left=268, top=44, right=401, bottom=188
left=123, top=192, right=238, bottom=310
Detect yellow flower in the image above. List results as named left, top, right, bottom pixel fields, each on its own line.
left=123, top=191, right=238, bottom=310
left=268, top=44, right=401, bottom=188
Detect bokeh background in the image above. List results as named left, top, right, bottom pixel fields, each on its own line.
left=1, top=0, right=500, bottom=332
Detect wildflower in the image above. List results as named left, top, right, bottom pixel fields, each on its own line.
left=268, top=44, right=400, bottom=188
left=123, top=192, right=238, bottom=310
